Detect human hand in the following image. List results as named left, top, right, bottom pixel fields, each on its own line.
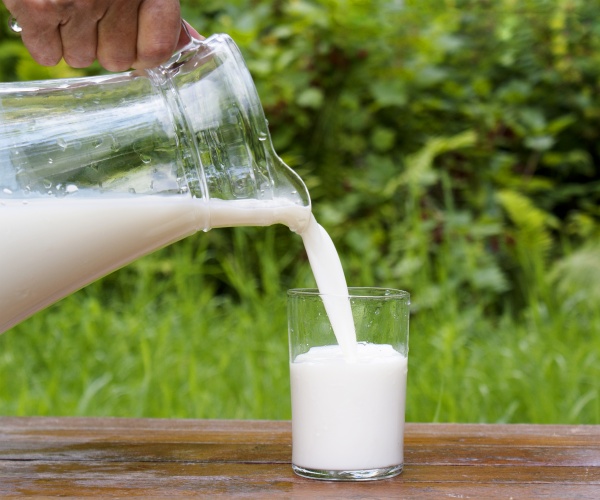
left=3, top=0, right=203, bottom=71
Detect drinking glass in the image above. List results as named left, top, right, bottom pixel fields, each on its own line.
left=288, top=287, right=410, bottom=481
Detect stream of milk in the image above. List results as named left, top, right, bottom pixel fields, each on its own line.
left=298, top=215, right=357, bottom=358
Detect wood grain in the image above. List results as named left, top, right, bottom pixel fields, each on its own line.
left=1, top=417, right=599, bottom=498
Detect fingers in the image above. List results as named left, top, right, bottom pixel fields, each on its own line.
left=4, top=0, right=201, bottom=71
left=4, top=0, right=63, bottom=66
left=132, top=0, right=181, bottom=69
left=97, top=0, right=141, bottom=72
left=59, top=16, right=100, bottom=69
left=20, top=24, right=63, bottom=67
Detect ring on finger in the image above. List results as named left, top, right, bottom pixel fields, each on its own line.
left=8, top=15, right=22, bottom=34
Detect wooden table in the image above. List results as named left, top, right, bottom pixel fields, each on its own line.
left=1, top=417, right=599, bottom=498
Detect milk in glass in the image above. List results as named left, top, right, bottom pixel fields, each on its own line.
left=290, top=343, right=407, bottom=471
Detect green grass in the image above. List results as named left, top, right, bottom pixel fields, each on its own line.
left=0, top=227, right=303, bottom=420
left=409, top=298, right=600, bottom=423
left=1, top=224, right=599, bottom=424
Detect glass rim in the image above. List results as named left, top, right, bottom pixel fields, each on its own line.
left=287, top=287, right=410, bottom=300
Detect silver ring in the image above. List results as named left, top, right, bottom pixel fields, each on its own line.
left=8, top=16, right=22, bottom=34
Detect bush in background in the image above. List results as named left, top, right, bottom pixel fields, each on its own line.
left=178, top=0, right=600, bottom=314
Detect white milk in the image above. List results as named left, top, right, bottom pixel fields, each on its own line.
left=0, top=192, right=359, bottom=355
left=298, top=215, right=357, bottom=358
left=0, top=195, right=310, bottom=333
left=290, top=343, right=408, bottom=471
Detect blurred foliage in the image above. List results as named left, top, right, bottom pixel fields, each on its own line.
left=2, top=0, right=600, bottom=423
left=1, top=0, right=599, bottom=316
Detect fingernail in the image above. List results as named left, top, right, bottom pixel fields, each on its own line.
left=182, top=20, right=204, bottom=41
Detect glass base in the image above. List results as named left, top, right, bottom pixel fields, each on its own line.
left=292, top=463, right=403, bottom=481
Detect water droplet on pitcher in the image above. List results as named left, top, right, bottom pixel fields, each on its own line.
left=57, top=138, right=68, bottom=150
left=48, top=158, right=54, bottom=164
left=43, top=179, right=52, bottom=189
left=2, top=188, right=13, bottom=195
left=128, top=187, right=136, bottom=194
left=66, top=184, right=78, bottom=194
left=92, top=137, right=104, bottom=148
left=110, top=137, right=121, bottom=152
left=140, top=153, right=151, bottom=164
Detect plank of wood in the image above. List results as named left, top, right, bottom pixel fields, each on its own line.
left=1, top=462, right=600, bottom=498
left=1, top=418, right=599, bottom=498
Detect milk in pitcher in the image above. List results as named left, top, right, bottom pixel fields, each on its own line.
left=0, top=195, right=310, bottom=333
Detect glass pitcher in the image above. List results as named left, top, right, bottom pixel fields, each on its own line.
left=0, top=33, right=311, bottom=334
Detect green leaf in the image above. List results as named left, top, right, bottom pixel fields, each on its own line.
left=370, top=80, right=407, bottom=108
left=525, top=135, right=554, bottom=151
left=384, top=130, right=477, bottom=197
left=296, top=87, right=324, bottom=109
left=371, top=127, right=396, bottom=152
